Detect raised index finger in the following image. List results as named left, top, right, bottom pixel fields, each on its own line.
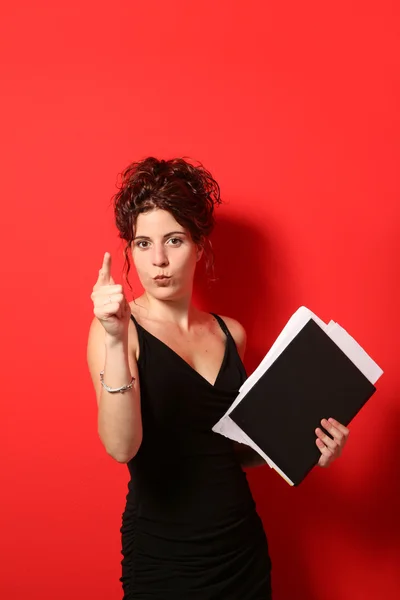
left=97, top=252, right=112, bottom=284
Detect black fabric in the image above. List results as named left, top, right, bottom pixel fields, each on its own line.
left=230, top=318, right=377, bottom=485
left=120, top=313, right=272, bottom=599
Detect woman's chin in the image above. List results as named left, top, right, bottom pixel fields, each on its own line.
left=147, top=284, right=188, bottom=301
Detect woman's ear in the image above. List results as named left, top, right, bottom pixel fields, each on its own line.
left=196, top=244, right=204, bottom=262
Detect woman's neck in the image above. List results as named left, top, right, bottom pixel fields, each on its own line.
left=132, top=292, right=200, bottom=331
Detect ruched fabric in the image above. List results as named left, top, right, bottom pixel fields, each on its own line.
left=120, top=314, right=272, bottom=599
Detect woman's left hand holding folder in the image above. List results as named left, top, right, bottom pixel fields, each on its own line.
left=315, top=418, right=350, bottom=468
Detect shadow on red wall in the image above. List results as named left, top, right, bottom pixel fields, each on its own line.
left=192, top=213, right=399, bottom=599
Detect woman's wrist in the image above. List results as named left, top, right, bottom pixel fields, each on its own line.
left=104, top=332, right=129, bottom=350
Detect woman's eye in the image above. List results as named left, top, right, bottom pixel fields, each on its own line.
left=135, top=238, right=182, bottom=249
left=168, top=238, right=183, bottom=246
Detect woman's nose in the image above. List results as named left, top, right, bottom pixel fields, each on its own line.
left=152, top=245, right=169, bottom=267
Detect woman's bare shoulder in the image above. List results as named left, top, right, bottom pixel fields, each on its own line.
left=216, top=314, right=247, bottom=359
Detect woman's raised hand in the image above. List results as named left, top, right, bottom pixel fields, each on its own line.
left=91, top=252, right=131, bottom=340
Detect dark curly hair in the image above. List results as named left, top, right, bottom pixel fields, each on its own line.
left=111, top=156, right=222, bottom=292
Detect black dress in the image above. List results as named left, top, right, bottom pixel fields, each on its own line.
left=120, top=313, right=272, bottom=599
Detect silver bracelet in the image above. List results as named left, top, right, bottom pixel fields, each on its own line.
left=100, top=370, right=135, bottom=394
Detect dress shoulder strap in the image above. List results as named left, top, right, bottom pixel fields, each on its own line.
left=130, top=313, right=138, bottom=325
left=210, top=312, right=233, bottom=340
left=210, top=313, right=247, bottom=379
left=129, top=313, right=145, bottom=359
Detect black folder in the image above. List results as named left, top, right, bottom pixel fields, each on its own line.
left=228, top=318, right=378, bottom=486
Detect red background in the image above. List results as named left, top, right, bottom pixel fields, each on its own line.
left=1, top=1, right=399, bottom=598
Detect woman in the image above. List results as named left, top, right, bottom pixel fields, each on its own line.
left=87, top=157, right=349, bottom=599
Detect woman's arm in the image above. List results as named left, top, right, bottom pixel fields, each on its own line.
left=87, top=317, right=142, bottom=463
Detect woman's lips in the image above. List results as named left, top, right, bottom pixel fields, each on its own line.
left=153, top=276, right=171, bottom=284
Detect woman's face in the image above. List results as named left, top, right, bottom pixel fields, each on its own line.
left=131, top=208, right=202, bottom=300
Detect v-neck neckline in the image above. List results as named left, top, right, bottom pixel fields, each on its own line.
left=130, top=314, right=229, bottom=389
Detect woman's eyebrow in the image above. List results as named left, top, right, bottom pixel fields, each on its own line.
left=133, top=231, right=187, bottom=241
